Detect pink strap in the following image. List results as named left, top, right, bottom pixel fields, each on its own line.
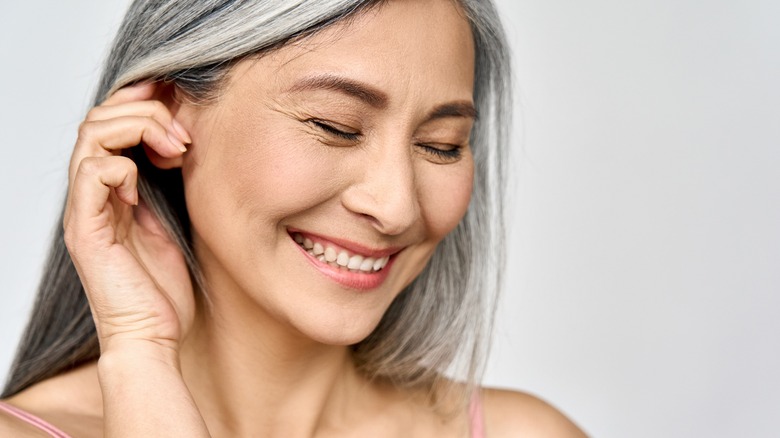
left=469, top=390, right=485, bottom=438
left=0, top=401, right=72, bottom=438
left=2, top=395, right=480, bottom=438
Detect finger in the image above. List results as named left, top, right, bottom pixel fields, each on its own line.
left=66, top=156, right=139, bottom=231
left=86, top=100, right=192, bottom=144
left=69, top=116, right=186, bottom=186
left=102, top=82, right=157, bottom=106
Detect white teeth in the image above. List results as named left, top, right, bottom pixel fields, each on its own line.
left=373, top=256, right=388, bottom=271
left=360, top=257, right=375, bottom=272
left=336, top=251, right=350, bottom=267
left=347, top=255, right=363, bottom=270
left=293, top=233, right=392, bottom=272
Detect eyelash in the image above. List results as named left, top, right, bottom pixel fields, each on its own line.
left=307, top=119, right=463, bottom=161
left=308, top=119, right=360, bottom=141
left=417, top=143, right=463, bottom=160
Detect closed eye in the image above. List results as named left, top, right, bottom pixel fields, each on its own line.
left=416, top=143, right=464, bottom=163
left=307, top=119, right=361, bottom=141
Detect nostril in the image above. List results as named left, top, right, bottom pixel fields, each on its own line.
left=339, top=169, right=419, bottom=236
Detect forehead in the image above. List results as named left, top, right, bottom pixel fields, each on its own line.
left=227, top=0, right=475, bottom=106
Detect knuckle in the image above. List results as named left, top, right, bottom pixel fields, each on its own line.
left=114, top=154, right=132, bottom=165
left=119, top=156, right=138, bottom=175
left=85, top=106, right=103, bottom=122
left=150, top=100, right=168, bottom=115
left=77, top=156, right=102, bottom=176
left=76, top=121, right=94, bottom=142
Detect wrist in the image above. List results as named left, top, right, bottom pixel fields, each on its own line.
left=96, top=340, right=209, bottom=437
left=98, top=339, right=181, bottom=374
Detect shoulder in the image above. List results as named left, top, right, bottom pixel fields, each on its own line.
left=480, top=387, right=588, bottom=438
left=0, top=394, right=101, bottom=438
left=0, top=363, right=103, bottom=438
left=0, top=400, right=53, bottom=437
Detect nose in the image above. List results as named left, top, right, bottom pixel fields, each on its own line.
left=341, top=142, right=421, bottom=236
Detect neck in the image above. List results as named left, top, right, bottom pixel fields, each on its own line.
left=179, top=289, right=377, bottom=437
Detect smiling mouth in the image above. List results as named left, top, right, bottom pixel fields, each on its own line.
left=291, top=232, right=390, bottom=273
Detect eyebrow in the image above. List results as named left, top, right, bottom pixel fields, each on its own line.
left=426, top=101, right=478, bottom=121
left=286, top=73, right=477, bottom=120
left=286, top=74, right=388, bottom=109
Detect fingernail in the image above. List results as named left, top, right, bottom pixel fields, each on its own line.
left=167, top=131, right=188, bottom=153
left=171, top=119, right=192, bottom=144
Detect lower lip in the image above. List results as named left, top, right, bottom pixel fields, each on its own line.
left=292, top=238, right=395, bottom=291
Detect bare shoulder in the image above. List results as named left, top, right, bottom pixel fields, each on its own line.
left=0, top=362, right=103, bottom=438
left=0, top=401, right=51, bottom=437
left=0, top=390, right=102, bottom=438
left=480, top=387, right=588, bottom=438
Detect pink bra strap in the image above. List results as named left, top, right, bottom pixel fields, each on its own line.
left=469, top=390, right=485, bottom=438
left=0, top=401, right=72, bottom=438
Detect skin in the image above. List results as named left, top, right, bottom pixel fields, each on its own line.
left=1, top=0, right=587, bottom=436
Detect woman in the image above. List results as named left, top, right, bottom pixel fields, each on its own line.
left=1, top=0, right=586, bottom=436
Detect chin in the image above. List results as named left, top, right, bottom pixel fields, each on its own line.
left=289, top=309, right=385, bottom=347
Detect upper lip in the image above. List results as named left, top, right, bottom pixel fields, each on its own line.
left=287, top=228, right=405, bottom=259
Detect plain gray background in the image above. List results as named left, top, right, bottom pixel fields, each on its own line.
left=1, top=1, right=778, bottom=437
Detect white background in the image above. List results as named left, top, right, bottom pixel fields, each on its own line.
left=1, top=1, right=778, bottom=437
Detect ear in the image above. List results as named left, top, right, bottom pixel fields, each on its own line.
left=143, top=81, right=187, bottom=170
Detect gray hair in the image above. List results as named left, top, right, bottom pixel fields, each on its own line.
left=3, top=0, right=511, bottom=405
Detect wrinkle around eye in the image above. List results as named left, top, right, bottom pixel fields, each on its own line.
left=299, top=119, right=365, bottom=149
left=267, top=93, right=365, bottom=126
left=267, top=101, right=365, bottom=145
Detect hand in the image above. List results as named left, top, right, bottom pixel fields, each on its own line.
left=63, top=82, right=194, bottom=360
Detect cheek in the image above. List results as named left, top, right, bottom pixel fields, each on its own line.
left=184, top=113, right=340, bottom=233
left=232, top=129, right=331, bottom=221
left=417, top=158, right=474, bottom=239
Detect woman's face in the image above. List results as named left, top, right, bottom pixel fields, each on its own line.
left=178, top=0, right=475, bottom=345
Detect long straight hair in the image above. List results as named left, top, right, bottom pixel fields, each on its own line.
left=3, top=0, right=511, bottom=402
